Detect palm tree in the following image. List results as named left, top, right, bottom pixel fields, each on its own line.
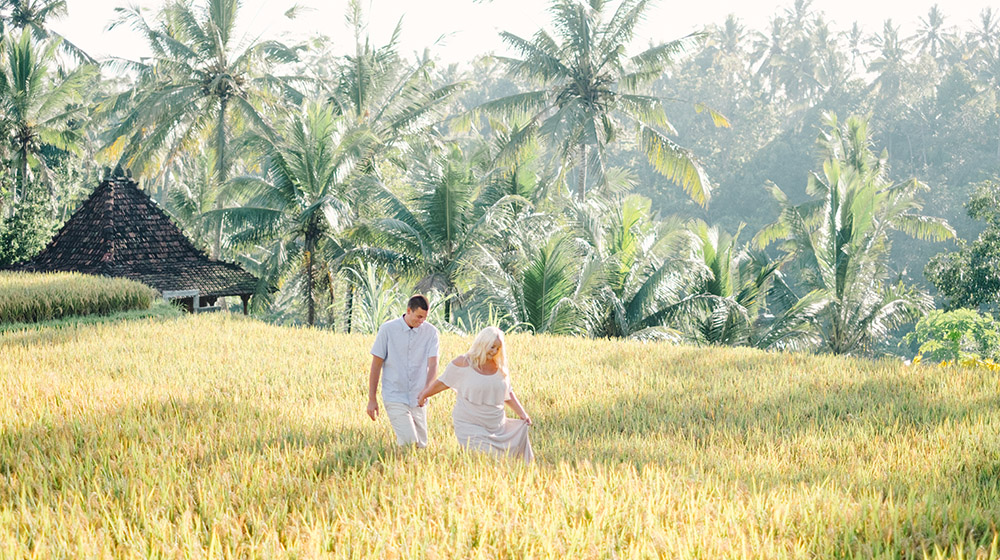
left=102, top=0, right=299, bottom=258
left=218, top=101, right=376, bottom=325
left=844, top=22, right=867, bottom=71
left=324, top=0, right=467, bottom=170
left=163, top=148, right=220, bottom=251
left=374, top=143, right=527, bottom=324
left=486, top=0, right=727, bottom=202
left=476, top=229, right=600, bottom=335
left=755, top=114, right=955, bottom=355
left=0, top=29, right=95, bottom=208
left=0, top=0, right=94, bottom=63
left=302, top=1, right=467, bottom=327
left=868, top=20, right=907, bottom=102
left=718, top=15, right=747, bottom=56
left=968, top=8, right=999, bottom=52
left=671, top=220, right=818, bottom=349
left=811, top=17, right=849, bottom=94
left=574, top=194, right=686, bottom=339
left=752, top=17, right=788, bottom=101
left=911, top=5, right=953, bottom=61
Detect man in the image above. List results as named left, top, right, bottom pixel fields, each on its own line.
left=367, top=294, right=439, bottom=448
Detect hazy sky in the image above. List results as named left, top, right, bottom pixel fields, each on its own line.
left=49, top=0, right=991, bottom=65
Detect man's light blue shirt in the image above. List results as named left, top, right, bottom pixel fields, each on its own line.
left=371, top=316, right=439, bottom=407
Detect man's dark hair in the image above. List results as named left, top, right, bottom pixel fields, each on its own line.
left=407, top=294, right=429, bottom=312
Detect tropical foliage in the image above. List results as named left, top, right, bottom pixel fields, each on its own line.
left=904, top=308, right=1000, bottom=364
left=0, top=0, right=94, bottom=62
left=926, top=180, right=1000, bottom=311
left=220, top=102, right=376, bottom=325
left=376, top=143, right=527, bottom=323
left=484, top=0, right=726, bottom=202
left=577, top=195, right=683, bottom=339
left=101, top=0, right=299, bottom=257
left=755, top=114, right=954, bottom=354
left=0, top=29, right=95, bottom=206
left=3, top=0, right=998, bottom=358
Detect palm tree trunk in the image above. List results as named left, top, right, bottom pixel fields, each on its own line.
left=345, top=282, right=355, bottom=333
left=577, top=144, right=587, bottom=201
left=17, top=144, right=28, bottom=205
left=327, top=266, right=338, bottom=328
left=211, top=97, right=229, bottom=259
left=305, top=248, right=315, bottom=326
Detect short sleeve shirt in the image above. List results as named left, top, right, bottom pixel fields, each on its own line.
left=371, top=316, right=440, bottom=406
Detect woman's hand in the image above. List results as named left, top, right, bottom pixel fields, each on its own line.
left=521, top=415, right=532, bottom=426
left=418, top=379, right=449, bottom=407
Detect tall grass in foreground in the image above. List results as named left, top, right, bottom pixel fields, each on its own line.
left=0, top=272, right=157, bottom=324
left=1, top=313, right=999, bottom=558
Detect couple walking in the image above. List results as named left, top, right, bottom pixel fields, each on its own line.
left=366, top=295, right=534, bottom=462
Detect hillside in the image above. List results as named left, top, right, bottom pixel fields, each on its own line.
left=1, top=314, right=999, bottom=558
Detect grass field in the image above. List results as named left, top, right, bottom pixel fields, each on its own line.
left=0, top=272, right=158, bottom=324
left=1, top=313, right=999, bottom=558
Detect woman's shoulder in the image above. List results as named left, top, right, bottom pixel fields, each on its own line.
left=451, top=355, right=470, bottom=367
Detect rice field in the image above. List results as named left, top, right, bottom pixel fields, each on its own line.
left=1, top=312, right=999, bottom=558
left=0, top=272, right=157, bottom=324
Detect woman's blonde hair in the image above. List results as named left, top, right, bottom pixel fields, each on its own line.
left=466, top=326, right=508, bottom=376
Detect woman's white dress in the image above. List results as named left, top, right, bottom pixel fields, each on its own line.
left=438, top=361, right=534, bottom=462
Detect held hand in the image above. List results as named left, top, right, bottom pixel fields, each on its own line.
left=417, top=392, right=428, bottom=407
left=522, top=415, right=533, bottom=426
left=366, top=400, right=379, bottom=421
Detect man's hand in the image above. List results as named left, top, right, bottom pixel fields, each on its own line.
left=366, top=399, right=379, bottom=421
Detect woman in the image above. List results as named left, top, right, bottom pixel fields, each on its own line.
left=417, top=326, right=534, bottom=462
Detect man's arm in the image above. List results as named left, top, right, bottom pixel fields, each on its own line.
left=367, top=356, right=384, bottom=421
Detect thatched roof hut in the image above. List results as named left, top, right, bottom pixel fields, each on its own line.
left=11, top=168, right=262, bottom=313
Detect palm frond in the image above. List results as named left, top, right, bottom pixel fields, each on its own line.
left=638, top=125, right=711, bottom=206
left=893, top=214, right=956, bottom=242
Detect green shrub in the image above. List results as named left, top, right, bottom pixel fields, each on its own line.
left=0, top=198, right=56, bottom=267
left=904, top=308, right=1000, bottom=363
left=0, top=272, right=158, bottom=324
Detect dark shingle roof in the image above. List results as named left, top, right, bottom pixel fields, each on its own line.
left=14, top=170, right=261, bottom=299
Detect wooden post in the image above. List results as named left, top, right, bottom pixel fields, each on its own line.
left=241, top=294, right=250, bottom=315
left=162, top=289, right=199, bottom=314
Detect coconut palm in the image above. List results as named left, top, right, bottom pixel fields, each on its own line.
left=102, top=0, right=299, bottom=258
left=163, top=147, right=220, bottom=251
left=844, top=22, right=867, bottom=71
left=0, top=29, right=95, bottom=207
left=868, top=20, right=907, bottom=102
left=0, top=0, right=94, bottom=63
left=485, top=0, right=726, bottom=203
left=968, top=8, right=1000, bottom=52
left=752, top=17, right=789, bottom=101
left=324, top=0, right=467, bottom=170
left=716, top=15, right=748, bottom=56
left=671, top=220, right=819, bottom=349
left=572, top=194, right=686, bottom=339
left=910, top=5, right=953, bottom=61
left=374, top=143, right=528, bottom=324
left=755, top=114, right=955, bottom=355
left=218, top=101, right=377, bottom=325
left=476, top=229, right=601, bottom=335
